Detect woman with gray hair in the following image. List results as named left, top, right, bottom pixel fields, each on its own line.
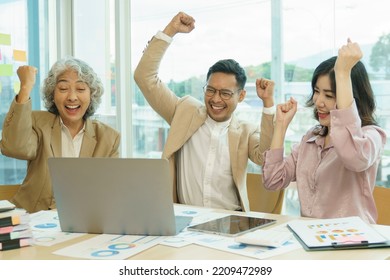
left=0, top=57, right=120, bottom=213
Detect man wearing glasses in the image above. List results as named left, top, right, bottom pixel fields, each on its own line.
left=134, top=12, right=275, bottom=212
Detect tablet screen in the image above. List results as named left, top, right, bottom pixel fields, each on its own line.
left=187, top=215, right=276, bottom=237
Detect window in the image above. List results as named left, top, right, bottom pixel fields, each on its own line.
left=0, top=0, right=49, bottom=184
left=73, top=0, right=117, bottom=129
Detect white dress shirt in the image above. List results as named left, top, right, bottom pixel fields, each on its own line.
left=177, top=116, right=240, bottom=210
left=60, top=119, right=85, bottom=157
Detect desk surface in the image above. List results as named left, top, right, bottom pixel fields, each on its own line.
left=1, top=207, right=390, bottom=260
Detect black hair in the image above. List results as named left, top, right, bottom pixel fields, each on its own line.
left=206, top=59, right=247, bottom=89
left=306, top=56, right=377, bottom=135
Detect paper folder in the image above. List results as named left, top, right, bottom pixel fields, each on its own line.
left=287, top=216, right=390, bottom=251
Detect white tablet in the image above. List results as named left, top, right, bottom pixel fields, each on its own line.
left=187, top=215, right=276, bottom=237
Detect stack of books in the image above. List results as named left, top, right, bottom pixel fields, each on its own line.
left=0, top=200, right=33, bottom=251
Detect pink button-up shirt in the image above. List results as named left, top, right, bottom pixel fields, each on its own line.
left=263, top=101, right=387, bottom=223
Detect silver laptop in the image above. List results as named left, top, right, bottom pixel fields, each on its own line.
left=48, top=157, right=192, bottom=236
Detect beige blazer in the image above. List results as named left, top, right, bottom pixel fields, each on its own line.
left=0, top=99, right=120, bottom=213
left=134, top=37, right=274, bottom=211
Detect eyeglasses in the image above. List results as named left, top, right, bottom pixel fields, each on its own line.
left=203, top=85, right=240, bottom=100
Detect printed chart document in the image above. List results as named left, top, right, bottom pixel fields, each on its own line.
left=189, top=223, right=301, bottom=259
left=287, top=216, right=390, bottom=251
left=29, top=210, right=85, bottom=246
left=53, top=234, right=166, bottom=260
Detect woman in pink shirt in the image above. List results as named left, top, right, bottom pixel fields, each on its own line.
left=262, top=39, right=387, bottom=224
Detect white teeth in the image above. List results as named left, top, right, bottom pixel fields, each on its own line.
left=66, top=105, right=79, bottom=109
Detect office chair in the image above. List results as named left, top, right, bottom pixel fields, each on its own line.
left=246, top=173, right=284, bottom=214
left=373, top=186, right=390, bottom=225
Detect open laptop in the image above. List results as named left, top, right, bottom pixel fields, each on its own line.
left=48, top=157, right=192, bottom=236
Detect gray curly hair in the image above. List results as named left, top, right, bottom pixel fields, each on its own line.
left=42, top=57, right=103, bottom=119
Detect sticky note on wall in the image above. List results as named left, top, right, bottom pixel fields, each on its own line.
left=14, top=81, right=20, bottom=94
left=0, top=64, right=13, bottom=76
left=0, top=33, right=11, bottom=45
left=13, top=49, right=27, bottom=62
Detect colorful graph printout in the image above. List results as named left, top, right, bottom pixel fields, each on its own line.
left=53, top=234, right=166, bottom=260
left=287, top=216, right=388, bottom=248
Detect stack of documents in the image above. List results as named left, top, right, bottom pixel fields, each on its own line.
left=0, top=200, right=32, bottom=251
